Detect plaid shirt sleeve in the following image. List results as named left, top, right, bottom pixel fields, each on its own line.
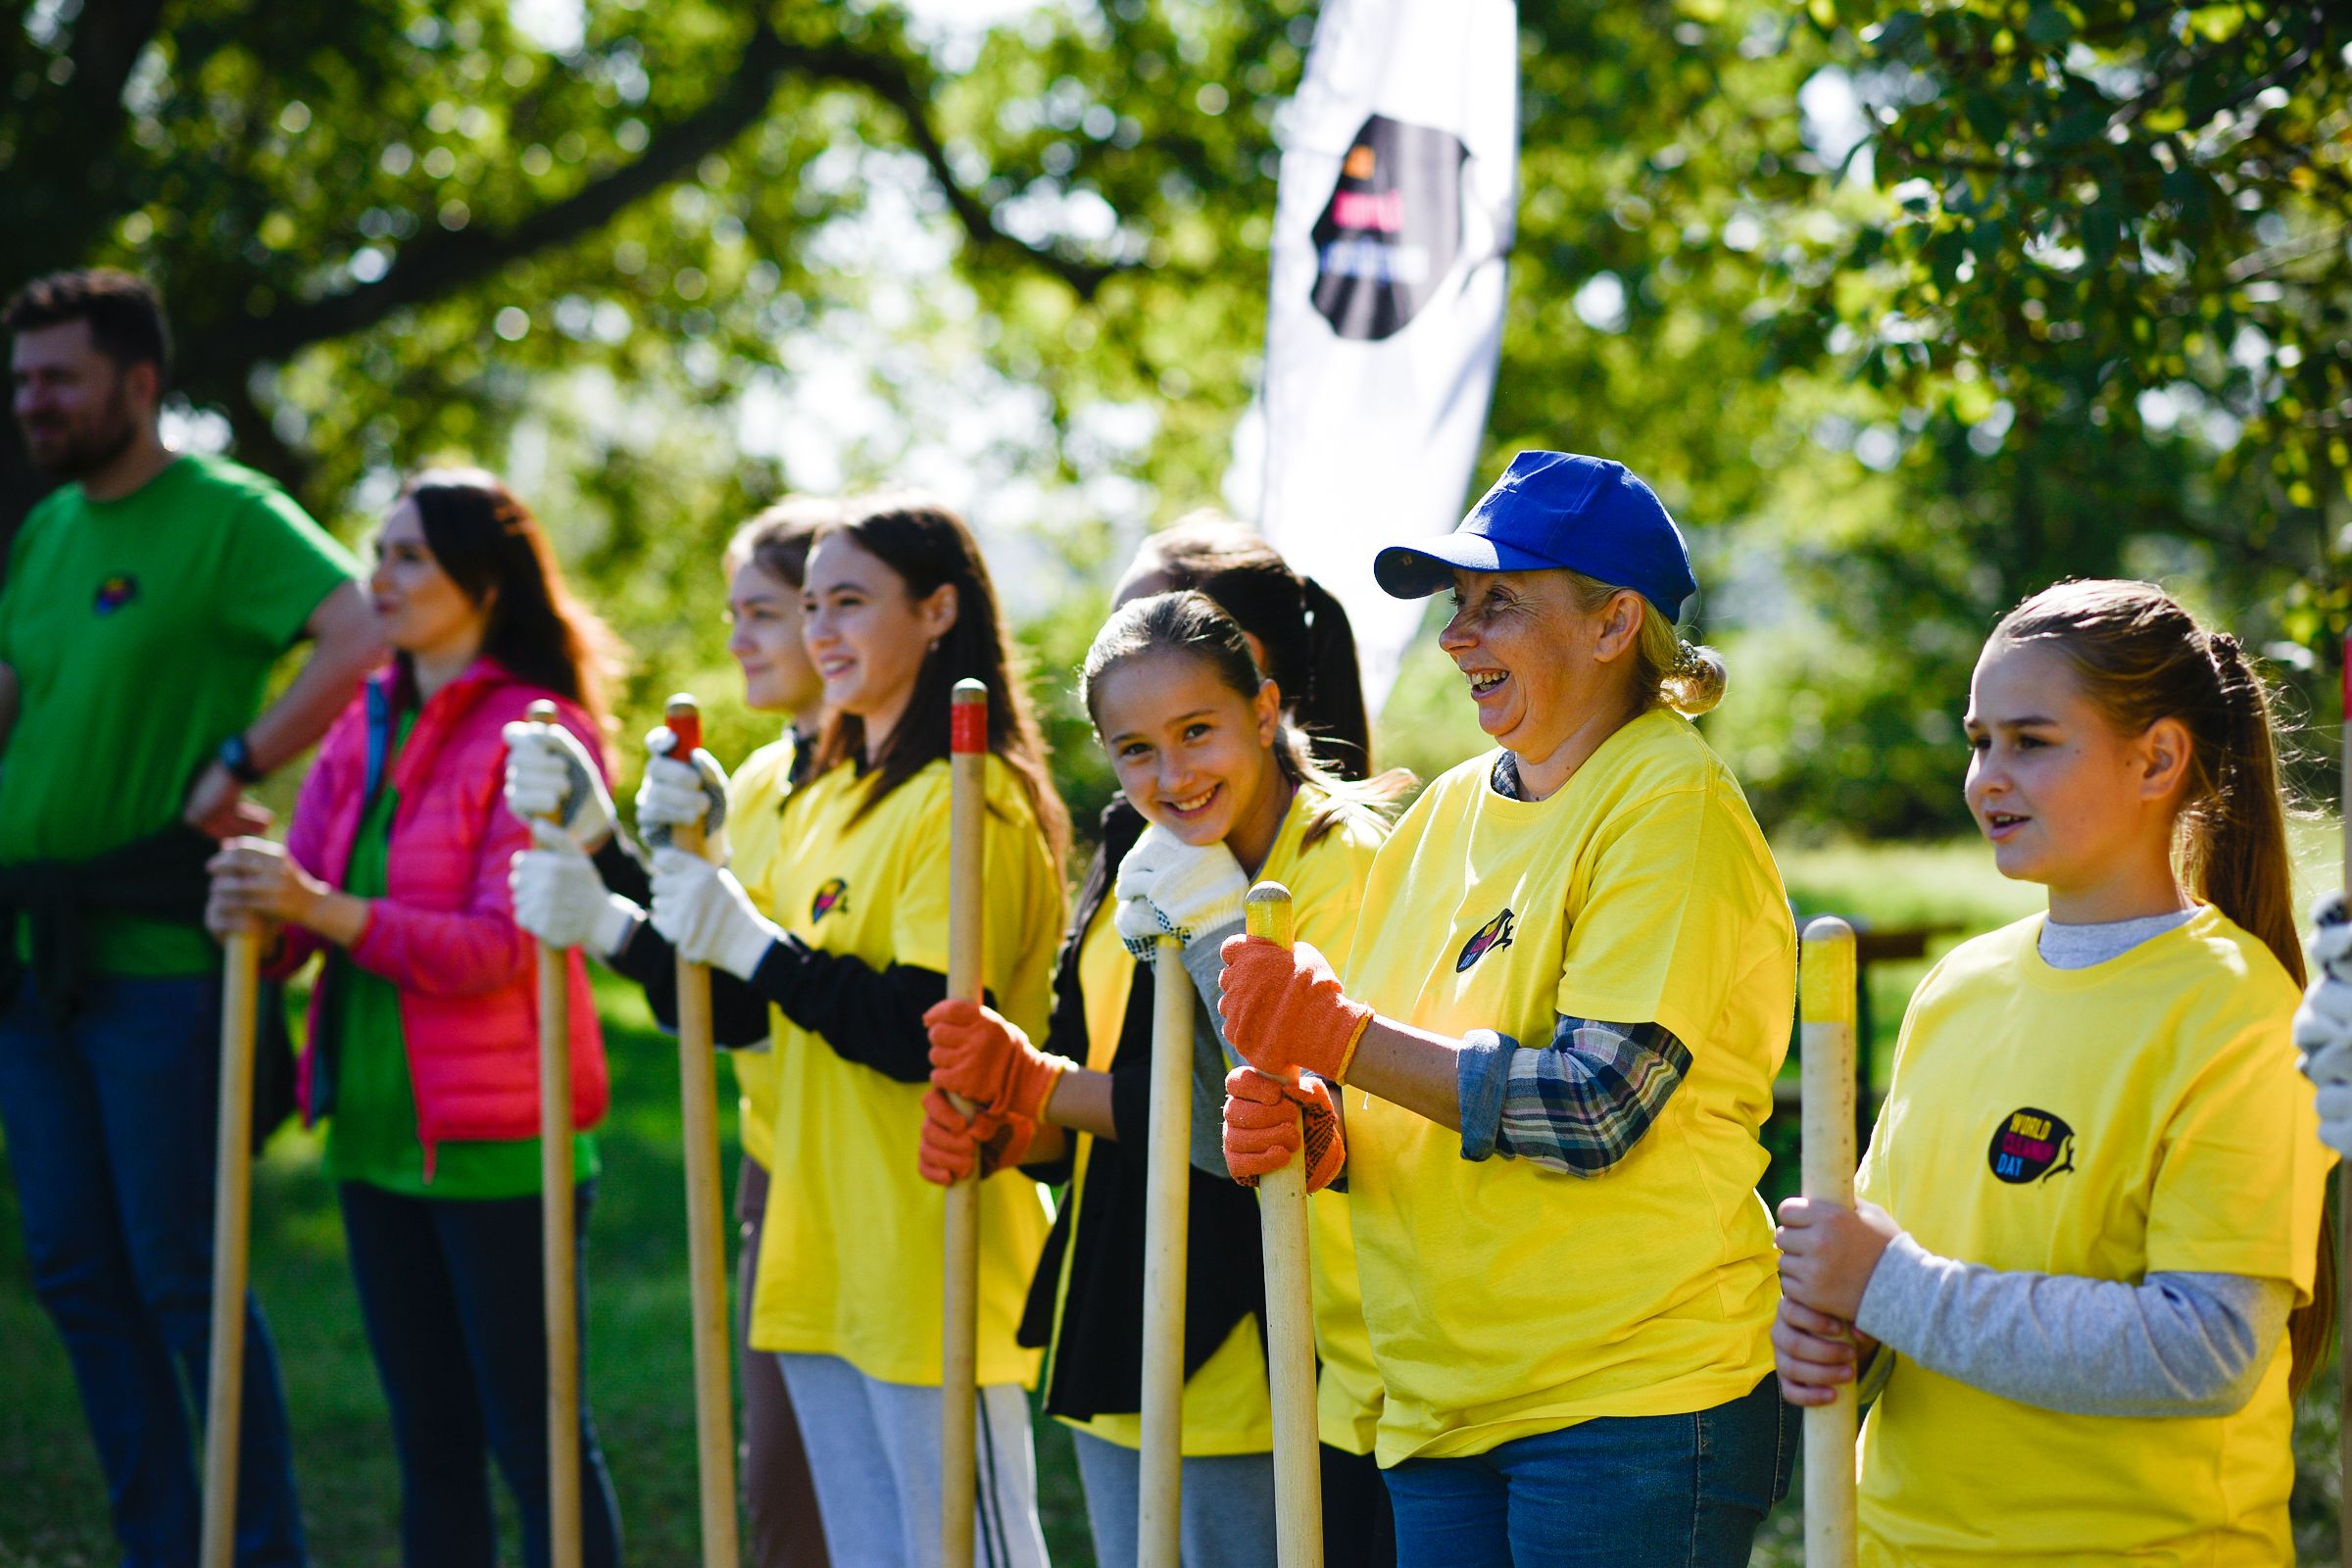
left=1455, top=1016, right=1692, bottom=1176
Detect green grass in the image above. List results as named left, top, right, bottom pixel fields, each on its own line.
left=2, top=824, right=2344, bottom=1563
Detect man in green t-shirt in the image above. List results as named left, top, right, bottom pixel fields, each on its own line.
left=0, top=270, right=379, bottom=1565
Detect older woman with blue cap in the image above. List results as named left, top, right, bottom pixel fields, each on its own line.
left=1214, top=451, right=1798, bottom=1565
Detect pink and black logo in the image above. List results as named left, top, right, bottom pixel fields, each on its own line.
left=1310, top=115, right=1467, bottom=342
left=1988, top=1106, right=2076, bottom=1184
left=809, top=877, right=848, bottom=923
left=1455, top=907, right=1516, bottom=973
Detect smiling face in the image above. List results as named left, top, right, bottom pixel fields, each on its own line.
left=801, top=531, right=956, bottom=753
left=1092, top=649, right=1287, bottom=857
left=1436, top=568, right=1645, bottom=789
left=727, top=559, right=821, bottom=716
left=1963, top=638, right=2189, bottom=908
left=369, top=498, right=490, bottom=661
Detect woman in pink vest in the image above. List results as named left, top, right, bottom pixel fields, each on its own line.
left=206, top=468, right=625, bottom=1568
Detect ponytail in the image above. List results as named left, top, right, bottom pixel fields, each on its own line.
left=1991, top=579, right=2326, bottom=1392
left=2197, top=632, right=2303, bottom=987
left=1296, top=575, right=1372, bottom=780
left=1562, top=569, right=1727, bottom=717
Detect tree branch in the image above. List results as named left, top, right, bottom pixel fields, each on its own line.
left=776, top=36, right=1135, bottom=302
left=184, top=18, right=800, bottom=368
left=179, top=19, right=1139, bottom=374
left=56, top=0, right=170, bottom=147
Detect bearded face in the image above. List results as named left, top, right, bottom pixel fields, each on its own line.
left=12, top=318, right=148, bottom=481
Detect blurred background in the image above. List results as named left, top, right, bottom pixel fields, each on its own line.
left=2, top=0, right=2348, bottom=1560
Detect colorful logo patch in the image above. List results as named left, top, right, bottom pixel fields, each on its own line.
left=809, top=877, right=849, bottom=923
left=1987, top=1106, right=2076, bottom=1184
left=1310, top=114, right=1469, bottom=342
left=1455, top=907, right=1516, bottom=973
left=93, top=573, right=138, bottom=615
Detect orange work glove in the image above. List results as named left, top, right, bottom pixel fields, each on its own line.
left=915, top=1088, right=1038, bottom=1187
left=1215, top=935, right=1373, bottom=1083
left=923, top=998, right=1072, bottom=1123
left=1222, top=1065, right=1345, bottom=1194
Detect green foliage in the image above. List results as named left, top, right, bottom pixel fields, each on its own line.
left=5, top=0, right=2343, bottom=837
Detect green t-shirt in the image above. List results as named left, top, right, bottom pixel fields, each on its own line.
left=0, top=454, right=360, bottom=974
left=321, top=710, right=599, bottom=1198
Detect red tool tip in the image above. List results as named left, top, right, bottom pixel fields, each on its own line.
left=951, top=678, right=987, bottom=755
left=664, top=693, right=702, bottom=755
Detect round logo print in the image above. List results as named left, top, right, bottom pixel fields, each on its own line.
left=1987, top=1106, right=2076, bottom=1184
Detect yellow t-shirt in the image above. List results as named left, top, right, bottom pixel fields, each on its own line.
left=1054, top=785, right=1390, bottom=1456
left=1341, top=709, right=1794, bottom=1465
left=721, top=735, right=798, bottom=1172
left=1853, top=906, right=2326, bottom=1566
left=745, top=757, right=1064, bottom=1388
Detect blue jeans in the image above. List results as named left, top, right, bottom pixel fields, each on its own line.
left=337, top=1180, right=622, bottom=1568
left=1383, top=1375, right=1796, bottom=1568
left=0, top=969, right=306, bottom=1567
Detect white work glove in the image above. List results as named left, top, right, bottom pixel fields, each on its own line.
left=502, top=719, right=616, bottom=852
left=636, top=725, right=729, bottom=861
left=2296, top=892, right=2352, bottom=1157
left=649, top=846, right=778, bottom=981
left=510, top=823, right=643, bottom=957
left=1111, top=822, right=1249, bottom=956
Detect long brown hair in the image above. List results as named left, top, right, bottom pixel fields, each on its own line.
left=1990, top=577, right=2327, bottom=1390
left=808, top=496, right=1070, bottom=867
left=1080, top=590, right=1412, bottom=851
left=1135, top=513, right=1373, bottom=779
left=402, top=467, right=622, bottom=730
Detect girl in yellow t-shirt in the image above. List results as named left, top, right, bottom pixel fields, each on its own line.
left=505, top=498, right=837, bottom=1565
left=923, top=573, right=1409, bottom=1568
left=1774, top=578, right=2331, bottom=1566
left=1216, top=451, right=1799, bottom=1566
left=644, top=497, right=1070, bottom=1568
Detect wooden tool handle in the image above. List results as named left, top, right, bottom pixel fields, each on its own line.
left=1243, top=881, right=1324, bottom=1568
left=199, top=927, right=262, bottom=1568
left=1800, top=915, right=1860, bottom=1568
left=663, top=693, right=739, bottom=1567
left=527, top=699, right=584, bottom=1568
left=941, top=677, right=988, bottom=1568
left=2338, top=630, right=2350, bottom=1568
left=1138, top=938, right=1195, bottom=1568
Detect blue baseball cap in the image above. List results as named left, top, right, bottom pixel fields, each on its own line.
left=1373, top=451, right=1697, bottom=621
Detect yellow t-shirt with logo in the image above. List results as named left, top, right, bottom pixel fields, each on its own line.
left=1853, top=906, right=2326, bottom=1566
left=745, top=756, right=1064, bottom=1388
left=721, top=735, right=798, bottom=1172
left=1054, top=785, right=1389, bottom=1456
left=1341, top=709, right=1794, bottom=1465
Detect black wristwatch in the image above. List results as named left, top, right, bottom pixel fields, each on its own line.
left=218, top=732, right=266, bottom=785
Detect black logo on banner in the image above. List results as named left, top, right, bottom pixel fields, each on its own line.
left=1987, top=1106, right=2077, bottom=1184
left=1455, top=908, right=1516, bottom=973
left=1310, top=115, right=1468, bottom=342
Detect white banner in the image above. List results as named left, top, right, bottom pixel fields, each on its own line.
left=1258, top=0, right=1518, bottom=713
